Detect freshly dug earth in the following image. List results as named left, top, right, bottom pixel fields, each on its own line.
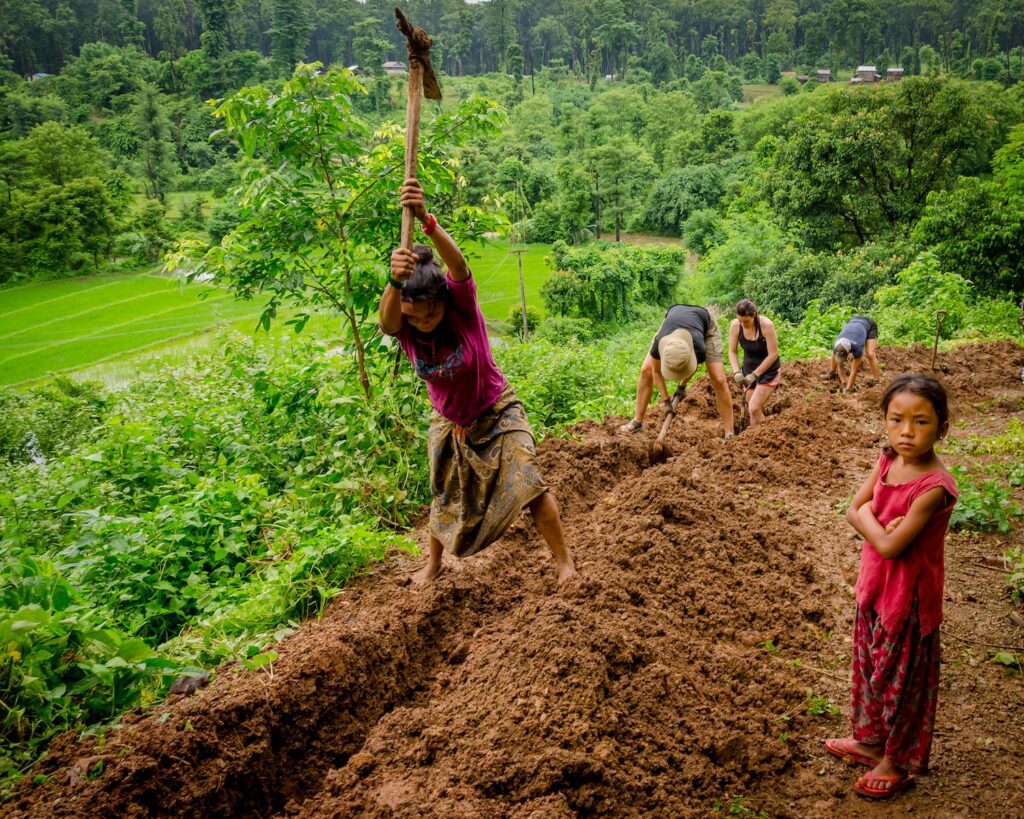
left=7, top=341, right=1024, bottom=818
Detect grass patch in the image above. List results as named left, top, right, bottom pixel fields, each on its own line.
left=465, top=240, right=553, bottom=322
left=0, top=271, right=262, bottom=385
left=741, top=83, right=783, bottom=103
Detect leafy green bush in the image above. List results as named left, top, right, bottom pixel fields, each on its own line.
left=534, top=316, right=597, bottom=344
left=744, top=247, right=831, bottom=322
left=816, top=242, right=912, bottom=311
left=0, top=378, right=106, bottom=464
left=542, top=242, right=685, bottom=324
left=872, top=253, right=1022, bottom=344
left=0, top=555, right=179, bottom=797
left=682, top=208, right=725, bottom=254
left=949, top=468, right=1024, bottom=534
left=0, top=335, right=433, bottom=787
left=696, top=208, right=788, bottom=305
left=506, top=305, right=541, bottom=339
left=496, top=328, right=647, bottom=432
left=637, top=163, right=726, bottom=236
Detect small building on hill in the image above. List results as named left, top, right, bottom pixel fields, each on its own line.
left=887, top=67, right=905, bottom=82
left=382, top=60, right=407, bottom=76
left=851, top=65, right=881, bottom=84
left=815, top=69, right=832, bottom=82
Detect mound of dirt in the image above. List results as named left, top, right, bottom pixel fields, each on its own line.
left=8, top=341, right=1024, bottom=818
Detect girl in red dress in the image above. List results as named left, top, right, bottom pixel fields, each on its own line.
left=825, top=374, right=958, bottom=799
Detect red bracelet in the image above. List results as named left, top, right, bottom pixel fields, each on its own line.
left=422, top=213, right=438, bottom=236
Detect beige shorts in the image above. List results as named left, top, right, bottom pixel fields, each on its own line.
left=704, top=322, right=724, bottom=364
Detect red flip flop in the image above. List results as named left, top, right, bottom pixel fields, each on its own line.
left=824, top=738, right=880, bottom=768
left=854, top=771, right=915, bottom=799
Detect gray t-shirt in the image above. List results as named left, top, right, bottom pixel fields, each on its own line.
left=836, top=315, right=877, bottom=358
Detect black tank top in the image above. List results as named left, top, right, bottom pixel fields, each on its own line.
left=739, top=317, right=780, bottom=377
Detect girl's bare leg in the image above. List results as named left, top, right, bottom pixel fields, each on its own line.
left=412, top=535, right=444, bottom=585
left=528, top=491, right=576, bottom=582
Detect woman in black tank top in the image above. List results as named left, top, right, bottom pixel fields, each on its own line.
left=728, top=299, right=781, bottom=429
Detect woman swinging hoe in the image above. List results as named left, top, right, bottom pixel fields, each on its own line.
left=379, top=181, right=576, bottom=585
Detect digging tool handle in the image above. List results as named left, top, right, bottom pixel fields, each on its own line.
left=656, top=384, right=687, bottom=444
left=401, top=62, right=424, bottom=251
left=931, top=310, right=947, bottom=370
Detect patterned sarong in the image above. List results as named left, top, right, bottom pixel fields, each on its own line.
left=428, top=384, right=547, bottom=558
left=851, top=601, right=941, bottom=773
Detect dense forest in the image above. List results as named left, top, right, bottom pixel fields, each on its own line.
left=2, top=0, right=1024, bottom=290
left=4, top=0, right=1024, bottom=80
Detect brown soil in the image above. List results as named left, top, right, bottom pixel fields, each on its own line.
left=6, top=341, right=1024, bottom=818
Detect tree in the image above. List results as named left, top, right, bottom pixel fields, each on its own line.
left=269, top=0, right=311, bottom=72
left=196, top=0, right=233, bottom=57
left=913, top=127, right=1024, bottom=296
left=350, top=18, right=389, bottom=75
left=18, top=177, right=121, bottom=271
left=170, top=65, right=506, bottom=398
left=483, top=0, right=518, bottom=72
left=134, top=85, right=176, bottom=202
left=441, top=6, right=475, bottom=76
left=588, top=136, right=656, bottom=241
left=22, top=122, right=111, bottom=187
left=506, top=42, right=525, bottom=101
left=768, top=78, right=1010, bottom=248
left=0, top=142, right=30, bottom=203
left=541, top=242, right=684, bottom=322
left=780, top=76, right=800, bottom=95
left=532, top=17, right=568, bottom=66
left=698, top=110, right=739, bottom=160
left=638, top=163, right=726, bottom=235
left=554, top=158, right=593, bottom=243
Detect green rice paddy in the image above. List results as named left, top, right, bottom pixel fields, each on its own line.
left=0, top=272, right=262, bottom=385
left=0, top=240, right=555, bottom=385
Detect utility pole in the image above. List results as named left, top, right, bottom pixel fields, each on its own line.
left=511, top=247, right=529, bottom=339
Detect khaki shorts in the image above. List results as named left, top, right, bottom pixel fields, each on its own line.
left=704, top=322, right=724, bottom=364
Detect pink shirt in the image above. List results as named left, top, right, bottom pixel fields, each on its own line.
left=396, top=272, right=506, bottom=426
left=855, top=450, right=958, bottom=636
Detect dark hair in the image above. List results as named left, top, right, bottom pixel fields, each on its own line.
left=881, top=374, right=950, bottom=454
left=402, top=244, right=448, bottom=304
left=735, top=299, right=758, bottom=321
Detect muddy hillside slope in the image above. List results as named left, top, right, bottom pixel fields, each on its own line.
left=7, top=341, right=1024, bottom=818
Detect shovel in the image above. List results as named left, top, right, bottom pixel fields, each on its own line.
left=394, top=7, right=442, bottom=251
left=649, top=383, right=687, bottom=464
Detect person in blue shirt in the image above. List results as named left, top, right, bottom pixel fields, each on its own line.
left=829, top=315, right=881, bottom=391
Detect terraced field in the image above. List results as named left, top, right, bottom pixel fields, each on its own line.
left=0, top=272, right=261, bottom=385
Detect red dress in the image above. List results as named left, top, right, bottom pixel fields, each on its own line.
left=850, top=450, right=958, bottom=773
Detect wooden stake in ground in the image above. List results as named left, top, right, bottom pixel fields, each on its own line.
left=511, top=248, right=528, bottom=339
left=931, top=309, right=948, bottom=370
left=395, top=7, right=442, bottom=251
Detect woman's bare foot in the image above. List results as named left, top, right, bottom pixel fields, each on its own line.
left=556, top=557, right=577, bottom=583
left=412, top=536, right=444, bottom=586
left=411, top=557, right=442, bottom=585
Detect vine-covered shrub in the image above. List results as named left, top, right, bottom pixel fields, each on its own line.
left=541, top=241, right=685, bottom=323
